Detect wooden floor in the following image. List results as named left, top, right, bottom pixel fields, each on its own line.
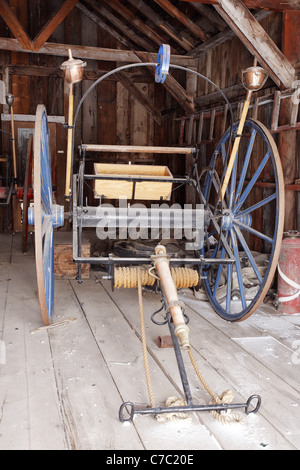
left=0, top=232, right=300, bottom=450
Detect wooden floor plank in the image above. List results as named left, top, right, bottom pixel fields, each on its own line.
left=1, top=233, right=299, bottom=450
left=70, top=278, right=221, bottom=450
left=47, top=279, right=145, bottom=450
left=180, top=293, right=300, bottom=449
left=102, top=282, right=297, bottom=450
left=0, top=241, right=67, bottom=450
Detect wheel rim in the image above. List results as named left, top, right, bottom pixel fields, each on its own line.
left=22, top=134, right=33, bottom=253
left=33, top=105, right=55, bottom=325
left=200, top=119, right=284, bottom=321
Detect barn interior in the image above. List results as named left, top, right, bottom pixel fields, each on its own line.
left=0, top=0, right=300, bottom=451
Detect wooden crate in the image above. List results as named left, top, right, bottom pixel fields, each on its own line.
left=54, top=232, right=90, bottom=280
left=94, top=163, right=173, bottom=200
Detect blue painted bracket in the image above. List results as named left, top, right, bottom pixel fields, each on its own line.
left=155, top=44, right=170, bottom=83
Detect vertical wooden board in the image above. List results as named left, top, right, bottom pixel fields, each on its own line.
left=81, top=11, right=97, bottom=146
left=82, top=80, right=97, bottom=144
left=130, top=83, right=150, bottom=148
left=97, top=81, right=116, bottom=146
left=116, top=82, right=130, bottom=146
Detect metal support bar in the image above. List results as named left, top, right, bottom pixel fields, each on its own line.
left=73, top=255, right=235, bottom=266
left=84, top=174, right=191, bottom=184
left=119, top=312, right=261, bottom=423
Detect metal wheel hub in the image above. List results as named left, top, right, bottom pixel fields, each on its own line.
left=221, top=209, right=252, bottom=231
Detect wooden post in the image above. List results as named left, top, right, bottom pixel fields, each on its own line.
left=65, top=83, right=74, bottom=199
left=279, top=11, right=300, bottom=230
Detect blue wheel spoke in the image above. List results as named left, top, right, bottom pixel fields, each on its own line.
left=235, top=150, right=270, bottom=212
left=235, top=192, right=277, bottom=217
left=200, top=119, right=284, bottom=322
left=213, top=245, right=226, bottom=297
left=226, top=262, right=232, bottom=314
left=233, top=225, right=263, bottom=284
left=234, top=219, right=273, bottom=244
left=230, top=229, right=247, bottom=310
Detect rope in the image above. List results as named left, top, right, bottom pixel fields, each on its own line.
left=135, top=266, right=241, bottom=424
left=115, top=266, right=156, bottom=288
left=115, top=266, right=199, bottom=289
left=170, top=267, right=199, bottom=288
left=137, top=267, right=190, bottom=422
left=137, top=267, right=156, bottom=409
left=188, top=349, right=243, bottom=424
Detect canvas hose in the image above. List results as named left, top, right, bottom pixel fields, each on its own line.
left=135, top=267, right=242, bottom=424
left=114, top=266, right=199, bottom=289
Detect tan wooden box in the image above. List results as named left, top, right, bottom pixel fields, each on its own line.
left=54, top=232, right=90, bottom=280
left=93, top=163, right=173, bottom=200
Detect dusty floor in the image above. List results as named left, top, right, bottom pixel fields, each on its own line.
left=0, top=232, right=300, bottom=450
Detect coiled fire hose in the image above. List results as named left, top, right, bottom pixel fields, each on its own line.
left=116, top=263, right=242, bottom=424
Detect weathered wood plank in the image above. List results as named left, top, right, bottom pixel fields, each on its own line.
left=100, top=282, right=297, bottom=449
left=181, top=0, right=300, bottom=12
left=116, top=72, right=162, bottom=125
left=0, top=241, right=67, bottom=450
left=70, top=278, right=221, bottom=450
left=0, top=37, right=198, bottom=66
left=152, top=0, right=210, bottom=42
left=213, top=0, right=295, bottom=88
left=32, top=0, right=80, bottom=51
left=0, top=0, right=32, bottom=50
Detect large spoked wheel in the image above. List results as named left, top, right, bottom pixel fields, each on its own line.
left=31, top=105, right=64, bottom=325
left=199, top=119, right=284, bottom=322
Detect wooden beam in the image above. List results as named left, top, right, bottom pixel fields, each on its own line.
left=126, top=0, right=195, bottom=52
left=180, top=0, right=300, bottom=12
left=0, top=37, right=198, bottom=66
left=278, top=11, right=300, bottom=231
left=214, top=0, right=295, bottom=88
left=32, top=0, right=80, bottom=51
left=0, top=0, right=79, bottom=51
left=189, top=9, right=271, bottom=57
left=135, top=50, right=195, bottom=114
left=76, top=2, right=136, bottom=51
left=152, top=0, right=210, bottom=42
left=100, top=0, right=166, bottom=49
left=83, top=0, right=154, bottom=51
left=5, top=64, right=154, bottom=83
left=0, top=0, right=32, bottom=50
left=190, top=3, right=227, bottom=31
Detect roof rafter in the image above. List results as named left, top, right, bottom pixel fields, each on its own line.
left=214, top=0, right=295, bottom=88
left=180, top=0, right=300, bottom=12
left=100, top=0, right=167, bottom=49
left=153, top=0, right=210, bottom=42
left=126, top=0, right=194, bottom=52
left=79, top=1, right=152, bottom=51
left=0, top=0, right=79, bottom=51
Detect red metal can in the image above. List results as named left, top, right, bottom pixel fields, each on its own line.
left=278, top=231, right=300, bottom=314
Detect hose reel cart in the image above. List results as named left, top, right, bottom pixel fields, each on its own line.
left=29, top=45, right=284, bottom=423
